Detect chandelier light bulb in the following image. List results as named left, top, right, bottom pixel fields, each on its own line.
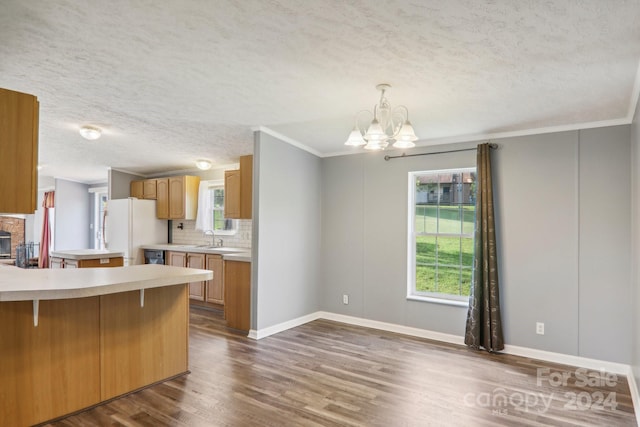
left=344, top=84, right=418, bottom=151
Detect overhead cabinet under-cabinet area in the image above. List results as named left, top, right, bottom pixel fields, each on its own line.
left=0, top=87, right=39, bottom=214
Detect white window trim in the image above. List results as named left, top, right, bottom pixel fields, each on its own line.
left=208, top=180, right=237, bottom=236
left=406, top=168, right=475, bottom=306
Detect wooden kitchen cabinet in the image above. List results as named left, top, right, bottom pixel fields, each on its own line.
left=156, top=176, right=199, bottom=220
left=50, top=257, right=64, bottom=269
left=130, top=180, right=144, bottom=198
left=0, top=88, right=39, bottom=214
left=224, top=169, right=241, bottom=218
left=130, top=179, right=157, bottom=199
left=224, top=155, right=252, bottom=219
left=224, top=260, right=250, bottom=331
left=142, top=179, right=157, bottom=199
left=167, top=251, right=206, bottom=301
left=205, top=254, right=224, bottom=305
left=49, top=252, right=124, bottom=269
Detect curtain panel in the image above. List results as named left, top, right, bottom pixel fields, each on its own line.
left=38, top=191, right=55, bottom=269
left=464, top=143, right=504, bottom=352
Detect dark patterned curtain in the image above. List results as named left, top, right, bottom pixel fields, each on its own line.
left=464, top=143, right=504, bottom=352
left=38, top=191, right=55, bottom=269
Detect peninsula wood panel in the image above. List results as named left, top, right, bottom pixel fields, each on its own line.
left=224, top=260, right=250, bottom=331
left=0, top=298, right=100, bottom=426
left=100, top=285, right=189, bottom=400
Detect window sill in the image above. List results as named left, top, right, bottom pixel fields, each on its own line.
left=211, top=230, right=237, bottom=236
left=406, top=295, right=469, bottom=307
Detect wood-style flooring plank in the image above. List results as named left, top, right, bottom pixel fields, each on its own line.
left=41, top=307, right=637, bottom=427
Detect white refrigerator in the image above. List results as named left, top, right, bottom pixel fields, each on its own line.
left=105, top=198, right=167, bottom=266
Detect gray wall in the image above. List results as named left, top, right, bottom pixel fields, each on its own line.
left=321, top=143, right=476, bottom=333
left=108, top=169, right=142, bottom=200
left=321, top=126, right=632, bottom=363
left=631, top=105, right=640, bottom=391
left=253, top=131, right=322, bottom=330
left=578, top=127, right=631, bottom=362
left=54, top=178, right=90, bottom=250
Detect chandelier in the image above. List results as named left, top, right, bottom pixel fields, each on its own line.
left=344, top=84, right=418, bottom=150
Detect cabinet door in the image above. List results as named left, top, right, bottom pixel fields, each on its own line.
left=0, top=88, right=39, bottom=214
left=224, top=169, right=241, bottom=219
left=239, top=155, right=253, bottom=219
left=64, top=259, right=79, bottom=268
left=166, top=251, right=186, bottom=267
left=143, top=179, right=157, bottom=199
left=187, top=253, right=205, bottom=301
left=130, top=180, right=144, bottom=198
left=156, top=178, right=169, bottom=219
left=224, top=261, right=250, bottom=331
left=50, top=257, right=64, bottom=269
left=168, top=177, right=185, bottom=219
left=205, top=255, right=224, bottom=305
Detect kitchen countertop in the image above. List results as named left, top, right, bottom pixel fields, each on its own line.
left=142, top=244, right=252, bottom=262
left=0, top=264, right=213, bottom=302
left=50, top=249, right=125, bottom=260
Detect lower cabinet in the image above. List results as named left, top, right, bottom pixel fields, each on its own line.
left=166, top=251, right=223, bottom=305
left=224, top=260, right=250, bottom=332
left=50, top=256, right=124, bottom=269
left=50, top=257, right=64, bottom=269
left=166, top=251, right=205, bottom=301
left=205, top=254, right=224, bottom=305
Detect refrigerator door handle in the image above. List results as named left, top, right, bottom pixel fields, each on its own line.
left=103, top=209, right=108, bottom=249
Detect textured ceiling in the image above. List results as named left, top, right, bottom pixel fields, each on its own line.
left=1, top=0, right=639, bottom=185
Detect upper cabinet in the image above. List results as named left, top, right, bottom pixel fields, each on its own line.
left=224, top=155, right=253, bottom=219
left=156, top=175, right=199, bottom=220
left=0, top=88, right=39, bottom=213
left=130, top=179, right=157, bottom=199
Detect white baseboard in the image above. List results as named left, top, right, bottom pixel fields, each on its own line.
left=502, top=344, right=631, bottom=376
left=248, top=311, right=322, bottom=340
left=628, top=367, right=640, bottom=427
left=249, top=310, right=637, bottom=419
left=316, top=311, right=465, bottom=346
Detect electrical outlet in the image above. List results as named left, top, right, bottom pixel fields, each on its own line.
left=536, top=322, right=545, bottom=335
left=343, top=294, right=349, bottom=305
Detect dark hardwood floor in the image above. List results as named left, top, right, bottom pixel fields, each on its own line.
left=44, top=307, right=637, bottom=426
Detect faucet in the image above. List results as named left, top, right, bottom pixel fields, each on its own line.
left=203, top=229, right=215, bottom=246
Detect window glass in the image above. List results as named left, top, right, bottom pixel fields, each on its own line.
left=409, top=168, right=476, bottom=302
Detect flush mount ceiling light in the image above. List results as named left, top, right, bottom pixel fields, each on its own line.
left=79, top=125, right=102, bottom=140
left=195, top=159, right=212, bottom=170
left=344, top=84, right=418, bottom=151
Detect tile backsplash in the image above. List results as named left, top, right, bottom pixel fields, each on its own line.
left=171, top=219, right=252, bottom=249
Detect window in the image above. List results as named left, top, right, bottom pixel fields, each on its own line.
left=408, top=168, right=476, bottom=303
left=209, top=186, right=236, bottom=234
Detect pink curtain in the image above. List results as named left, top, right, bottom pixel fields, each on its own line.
left=38, top=191, right=55, bottom=268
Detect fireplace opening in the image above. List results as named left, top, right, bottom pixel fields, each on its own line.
left=0, top=231, right=10, bottom=259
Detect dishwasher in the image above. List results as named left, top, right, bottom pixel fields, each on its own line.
left=144, top=249, right=165, bottom=265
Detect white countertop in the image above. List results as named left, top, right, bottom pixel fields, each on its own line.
left=0, top=264, right=213, bottom=302
left=50, top=249, right=125, bottom=260
left=142, top=244, right=252, bottom=262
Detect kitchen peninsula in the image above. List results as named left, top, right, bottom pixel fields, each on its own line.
left=50, top=249, right=124, bottom=268
left=0, top=264, right=212, bottom=426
